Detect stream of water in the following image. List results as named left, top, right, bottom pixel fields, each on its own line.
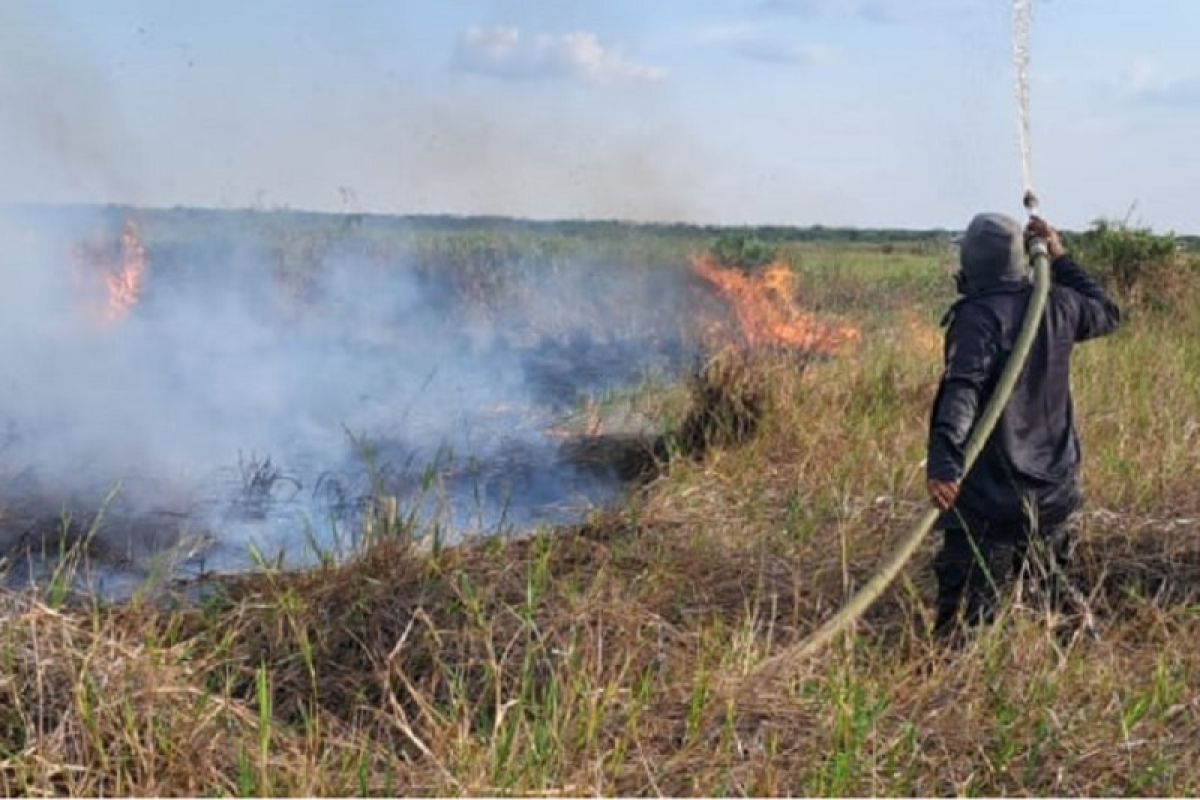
left=1013, top=0, right=1035, bottom=197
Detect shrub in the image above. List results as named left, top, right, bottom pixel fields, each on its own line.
left=709, top=233, right=778, bottom=272
left=1066, top=220, right=1191, bottom=310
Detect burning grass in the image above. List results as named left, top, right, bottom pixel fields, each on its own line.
left=71, top=219, right=148, bottom=324
left=692, top=256, right=860, bottom=355
left=2, top=233, right=1200, bottom=795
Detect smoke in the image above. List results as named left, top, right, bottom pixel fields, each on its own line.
left=0, top=4, right=710, bottom=224
left=0, top=4, right=749, bottom=597
left=0, top=208, right=702, bottom=588
left=0, top=6, right=712, bottom=594
left=370, top=91, right=714, bottom=225
left=0, top=4, right=139, bottom=204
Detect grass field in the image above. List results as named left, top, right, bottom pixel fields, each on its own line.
left=2, top=213, right=1199, bottom=795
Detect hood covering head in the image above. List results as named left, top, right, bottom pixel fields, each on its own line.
left=957, top=212, right=1029, bottom=293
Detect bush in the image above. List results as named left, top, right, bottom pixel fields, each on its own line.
left=1064, top=220, right=1200, bottom=313
left=709, top=233, right=778, bottom=272
left=672, top=350, right=771, bottom=453
left=1066, top=220, right=1185, bottom=306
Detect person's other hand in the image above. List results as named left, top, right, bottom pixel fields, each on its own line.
left=927, top=478, right=960, bottom=511
left=1025, top=216, right=1066, bottom=260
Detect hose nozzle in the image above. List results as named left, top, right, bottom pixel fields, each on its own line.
left=1023, top=189, right=1040, bottom=218
left=1022, top=190, right=1049, bottom=261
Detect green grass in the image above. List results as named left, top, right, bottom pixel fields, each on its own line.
left=1, top=223, right=1198, bottom=795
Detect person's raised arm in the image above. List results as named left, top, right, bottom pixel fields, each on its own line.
left=1026, top=216, right=1121, bottom=341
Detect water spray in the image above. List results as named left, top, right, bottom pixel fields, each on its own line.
left=749, top=2, right=1053, bottom=678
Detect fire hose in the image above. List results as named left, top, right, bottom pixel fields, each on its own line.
left=752, top=195, right=1052, bottom=678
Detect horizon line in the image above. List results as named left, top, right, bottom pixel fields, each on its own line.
left=3, top=200, right=1195, bottom=238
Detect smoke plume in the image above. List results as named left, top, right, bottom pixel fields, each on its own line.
left=0, top=207, right=700, bottom=590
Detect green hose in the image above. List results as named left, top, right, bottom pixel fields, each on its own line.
left=752, top=238, right=1052, bottom=677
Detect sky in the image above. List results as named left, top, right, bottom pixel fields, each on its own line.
left=1, top=0, right=1197, bottom=231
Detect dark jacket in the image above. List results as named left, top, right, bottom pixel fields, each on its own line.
left=927, top=255, right=1120, bottom=526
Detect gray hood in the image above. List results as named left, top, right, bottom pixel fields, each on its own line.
left=958, top=212, right=1029, bottom=293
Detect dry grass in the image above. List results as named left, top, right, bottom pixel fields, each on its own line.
left=2, top=257, right=1199, bottom=796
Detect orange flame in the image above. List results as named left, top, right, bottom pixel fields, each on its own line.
left=73, top=219, right=148, bottom=324
left=692, top=256, right=859, bottom=355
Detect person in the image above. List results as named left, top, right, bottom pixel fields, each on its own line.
left=926, top=212, right=1120, bottom=635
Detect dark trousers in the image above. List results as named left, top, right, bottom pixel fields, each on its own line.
left=933, top=514, right=1072, bottom=635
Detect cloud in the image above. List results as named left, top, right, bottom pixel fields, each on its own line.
left=1120, top=59, right=1200, bottom=107
left=692, top=22, right=833, bottom=67
left=454, top=25, right=666, bottom=85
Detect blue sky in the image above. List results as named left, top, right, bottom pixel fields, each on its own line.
left=2, top=0, right=1197, bottom=230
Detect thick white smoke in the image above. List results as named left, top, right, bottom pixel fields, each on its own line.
left=0, top=208, right=699, bottom=589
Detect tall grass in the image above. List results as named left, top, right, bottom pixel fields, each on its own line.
left=1, top=237, right=1198, bottom=795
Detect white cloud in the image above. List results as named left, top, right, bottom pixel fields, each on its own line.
left=455, top=25, right=666, bottom=86
left=692, top=22, right=833, bottom=67
left=459, top=24, right=521, bottom=65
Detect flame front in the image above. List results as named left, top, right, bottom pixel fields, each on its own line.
left=105, top=221, right=147, bottom=322
left=73, top=219, right=148, bottom=324
left=692, top=256, right=859, bottom=355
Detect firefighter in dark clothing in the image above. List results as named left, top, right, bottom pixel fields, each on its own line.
left=926, top=212, right=1120, bottom=633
